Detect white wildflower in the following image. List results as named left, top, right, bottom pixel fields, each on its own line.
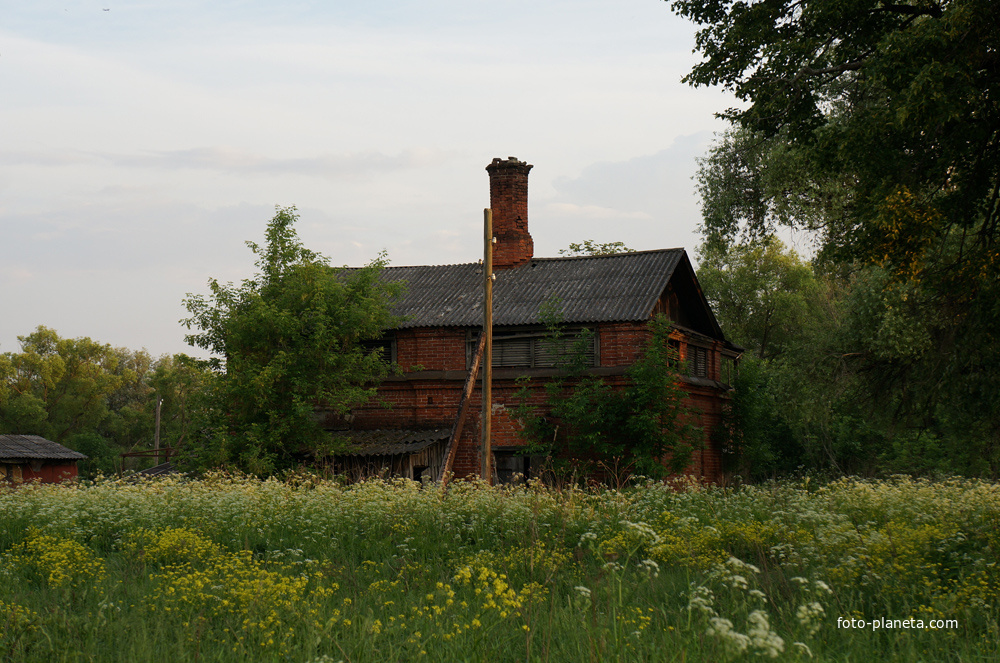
left=639, top=559, right=660, bottom=578
left=796, top=602, right=825, bottom=635
left=687, top=586, right=716, bottom=616
left=729, top=574, right=749, bottom=590
left=726, top=556, right=761, bottom=574
left=792, top=642, right=813, bottom=658
left=706, top=617, right=751, bottom=654
left=621, top=520, right=662, bottom=545
left=747, top=610, right=785, bottom=658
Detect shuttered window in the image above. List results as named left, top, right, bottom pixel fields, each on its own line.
left=688, top=345, right=709, bottom=378
left=468, top=328, right=598, bottom=369
left=360, top=334, right=396, bottom=364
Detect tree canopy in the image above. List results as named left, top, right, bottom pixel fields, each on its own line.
left=677, top=0, right=1000, bottom=476
left=558, top=240, right=635, bottom=256
left=697, top=237, right=829, bottom=361
left=676, top=0, right=998, bottom=275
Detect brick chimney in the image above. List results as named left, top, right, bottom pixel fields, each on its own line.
left=486, top=156, right=533, bottom=269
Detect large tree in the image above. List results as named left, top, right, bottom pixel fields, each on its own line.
left=181, top=207, right=401, bottom=473
left=697, top=236, right=830, bottom=361
left=675, top=0, right=1000, bottom=474
left=675, top=0, right=999, bottom=270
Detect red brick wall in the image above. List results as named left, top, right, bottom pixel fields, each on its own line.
left=352, top=323, right=729, bottom=483
left=598, top=322, right=652, bottom=366
left=396, top=327, right=467, bottom=370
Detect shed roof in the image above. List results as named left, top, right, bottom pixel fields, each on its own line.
left=0, top=435, right=87, bottom=461
left=333, top=429, right=450, bottom=456
left=381, top=249, right=685, bottom=328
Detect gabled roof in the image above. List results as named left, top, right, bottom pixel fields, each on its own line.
left=0, top=435, right=87, bottom=461
left=382, top=249, right=686, bottom=329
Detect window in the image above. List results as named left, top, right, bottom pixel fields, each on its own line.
left=720, top=355, right=738, bottom=385
left=667, top=338, right=681, bottom=366
left=688, top=345, right=709, bottom=378
left=467, top=328, right=598, bottom=369
left=493, top=452, right=531, bottom=485
left=360, top=333, right=396, bottom=364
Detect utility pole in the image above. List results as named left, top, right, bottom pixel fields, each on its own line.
left=481, top=208, right=494, bottom=484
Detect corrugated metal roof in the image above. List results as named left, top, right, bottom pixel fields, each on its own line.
left=382, top=249, right=684, bottom=328
left=0, top=435, right=88, bottom=461
left=333, top=429, right=450, bottom=456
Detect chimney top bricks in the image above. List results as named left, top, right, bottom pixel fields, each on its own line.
left=486, top=157, right=534, bottom=269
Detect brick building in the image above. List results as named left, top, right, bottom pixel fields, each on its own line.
left=328, top=157, right=741, bottom=483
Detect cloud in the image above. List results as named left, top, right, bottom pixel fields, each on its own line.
left=550, top=133, right=713, bottom=215
left=114, top=147, right=433, bottom=177
left=0, top=146, right=451, bottom=179
left=540, top=203, right=653, bottom=222
left=531, top=133, right=716, bottom=253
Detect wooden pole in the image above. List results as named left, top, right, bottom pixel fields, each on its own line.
left=154, top=398, right=162, bottom=465
left=481, top=208, right=493, bottom=484
left=438, top=333, right=486, bottom=485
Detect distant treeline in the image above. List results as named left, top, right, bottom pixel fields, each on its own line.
left=0, top=326, right=211, bottom=476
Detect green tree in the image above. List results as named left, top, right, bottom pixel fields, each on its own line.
left=0, top=326, right=131, bottom=443
left=516, top=313, right=701, bottom=479
left=147, top=354, right=215, bottom=454
left=558, top=240, right=635, bottom=256
left=181, top=206, right=401, bottom=474
left=697, top=236, right=830, bottom=361
left=674, top=0, right=1000, bottom=476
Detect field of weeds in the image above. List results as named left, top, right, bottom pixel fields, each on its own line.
left=2, top=473, right=999, bottom=662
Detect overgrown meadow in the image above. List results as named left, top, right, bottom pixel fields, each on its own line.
left=2, top=474, right=999, bottom=662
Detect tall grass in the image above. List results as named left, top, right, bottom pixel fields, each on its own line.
left=1, top=473, right=998, bottom=661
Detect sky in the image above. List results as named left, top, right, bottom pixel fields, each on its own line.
left=1, top=0, right=737, bottom=358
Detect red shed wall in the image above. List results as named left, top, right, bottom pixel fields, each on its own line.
left=1, top=461, right=78, bottom=483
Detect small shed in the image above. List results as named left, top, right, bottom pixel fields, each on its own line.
left=0, top=434, right=87, bottom=483
left=330, top=429, right=451, bottom=481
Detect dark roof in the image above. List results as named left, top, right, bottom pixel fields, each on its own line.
left=0, top=435, right=87, bottom=461
left=382, top=249, right=685, bottom=328
left=334, top=429, right=450, bottom=456
left=138, top=462, right=176, bottom=477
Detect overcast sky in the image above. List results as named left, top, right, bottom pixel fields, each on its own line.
left=1, top=0, right=736, bottom=358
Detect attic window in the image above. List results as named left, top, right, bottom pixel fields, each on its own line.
left=468, top=328, right=598, bottom=369
left=360, top=332, right=396, bottom=365
left=688, top=345, right=709, bottom=378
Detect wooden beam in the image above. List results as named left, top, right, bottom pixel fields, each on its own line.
left=438, top=333, right=486, bottom=485
left=482, top=208, right=494, bottom=484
